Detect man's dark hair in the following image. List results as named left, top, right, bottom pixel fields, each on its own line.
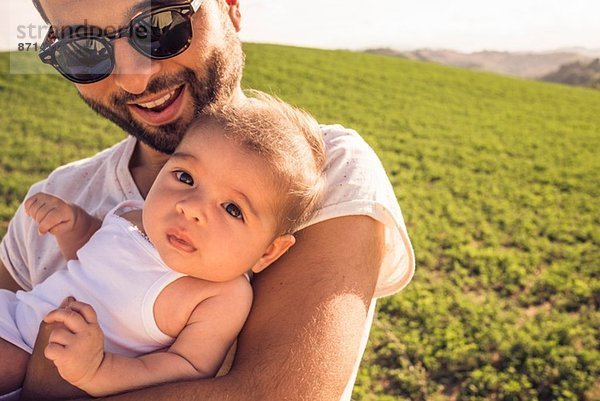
left=32, top=0, right=50, bottom=24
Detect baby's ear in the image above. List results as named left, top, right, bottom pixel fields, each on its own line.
left=250, top=234, right=296, bottom=274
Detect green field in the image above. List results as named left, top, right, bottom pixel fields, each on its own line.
left=1, top=44, right=599, bottom=400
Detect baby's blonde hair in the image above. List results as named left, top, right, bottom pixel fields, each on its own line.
left=192, top=90, right=326, bottom=235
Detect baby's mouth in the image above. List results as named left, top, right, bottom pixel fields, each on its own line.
left=167, top=232, right=197, bottom=253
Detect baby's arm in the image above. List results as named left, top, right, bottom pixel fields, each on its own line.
left=24, top=193, right=102, bottom=261
left=44, top=277, right=253, bottom=397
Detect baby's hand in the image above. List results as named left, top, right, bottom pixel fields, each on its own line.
left=43, top=297, right=105, bottom=389
left=24, top=193, right=78, bottom=236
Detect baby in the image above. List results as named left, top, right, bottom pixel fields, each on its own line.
left=0, top=92, right=326, bottom=397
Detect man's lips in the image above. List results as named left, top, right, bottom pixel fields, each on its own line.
left=127, top=85, right=186, bottom=126
left=166, top=230, right=197, bottom=253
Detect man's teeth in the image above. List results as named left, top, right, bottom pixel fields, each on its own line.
left=137, top=90, right=176, bottom=109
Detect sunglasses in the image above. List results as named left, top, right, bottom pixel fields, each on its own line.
left=39, top=0, right=204, bottom=84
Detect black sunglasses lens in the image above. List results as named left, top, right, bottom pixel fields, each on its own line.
left=54, top=38, right=113, bottom=82
left=133, top=10, right=192, bottom=58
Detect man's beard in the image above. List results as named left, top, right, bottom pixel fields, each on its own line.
left=78, top=43, right=244, bottom=154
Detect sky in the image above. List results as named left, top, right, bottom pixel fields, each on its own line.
left=3, top=0, right=600, bottom=52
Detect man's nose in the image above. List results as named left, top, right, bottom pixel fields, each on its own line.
left=111, top=40, right=161, bottom=94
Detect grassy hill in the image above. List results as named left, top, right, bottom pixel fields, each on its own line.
left=1, top=44, right=599, bottom=400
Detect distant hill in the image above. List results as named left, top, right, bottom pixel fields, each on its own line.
left=555, top=47, right=600, bottom=59
left=542, top=58, right=600, bottom=89
left=365, top=48, right=593, bottom=79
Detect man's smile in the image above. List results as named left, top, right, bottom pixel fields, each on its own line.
left=128, top=85, right=186, bottom=126
left=136, top=90, right=178, bottom=110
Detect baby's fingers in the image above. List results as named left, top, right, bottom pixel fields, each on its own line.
left=47, top=326, right=76, bottom=347
left=25, top=193, right=72, bottom=231
left=25, top=193, right=58, bottom=215
left=62, top=300, right=98, bottom=325
left=23, top=196, right=38, bottom=215
left=24, top=195, right=46, bottom=220
left=44, top=341, right=69, bottom=362
left=26, top=199, right=57, bottom=229
left=44, top=306, right=90, bottom=333
left=37, top=210, right=70, bottom=235
left=44, top=342, right=63, bottom=361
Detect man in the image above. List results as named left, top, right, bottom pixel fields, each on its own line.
left=0, top=0, right=414, bottom=399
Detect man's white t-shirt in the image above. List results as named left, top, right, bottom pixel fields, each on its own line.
left=0, top=125, right=414, bottom=400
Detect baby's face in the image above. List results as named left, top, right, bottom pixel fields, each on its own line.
left=143, top=126, right=282, bottom=282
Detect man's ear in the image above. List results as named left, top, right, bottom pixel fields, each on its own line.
left=227, top=0, right=242, bottom=32
left=251, top=234, right=296, bottom=274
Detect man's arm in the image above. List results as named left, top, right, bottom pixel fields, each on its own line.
left=56, top=215, right=383, bottom=401
left=0, top=259, right=24, bottom=292
left=21, top=322, right=89, bottom=401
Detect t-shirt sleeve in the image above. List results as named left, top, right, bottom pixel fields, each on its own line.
left=301, top=125, right=415, bottom=298
left=1, top=138, right=137, bottom=291
left=0, top=181, right=47, bottom=290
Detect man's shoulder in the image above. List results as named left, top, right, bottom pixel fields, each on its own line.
left=320, top=123, right=378, bottom=159
left=47, top=137, right=133, bottom=180
left=320, top=123, right=363, bottom=144
left=27, top=137, right=137, bottom=209
left=318, top=123, right=384, bottom=183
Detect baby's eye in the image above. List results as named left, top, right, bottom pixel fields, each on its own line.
left=174, top=171, right=194, bottom=186
left=223, top=202, right=244, bottom=220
